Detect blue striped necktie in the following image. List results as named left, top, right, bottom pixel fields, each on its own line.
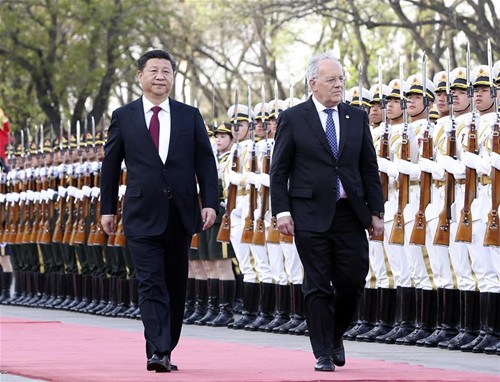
left=324, top=108, right=340, bottom=200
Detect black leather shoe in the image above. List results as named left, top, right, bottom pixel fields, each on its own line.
left=147, top=353, right=171, bottom=372
left=170, top=363, right=178, bottom=371
left=314, top=355, right=335, bottom=371
left=332, top=339, right=345, bottom=367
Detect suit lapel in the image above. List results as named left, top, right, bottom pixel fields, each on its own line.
left=302, top=98, right=335, bottom=161
left=165, top=98, right=182, bottom=166
left=129, top=97, right=163, bottom=166
left=337, top=103, right=350, bottom=159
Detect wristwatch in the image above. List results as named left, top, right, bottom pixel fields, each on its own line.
left=372, top=211, right=384, bottom=219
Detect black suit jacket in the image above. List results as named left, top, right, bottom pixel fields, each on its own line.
left=270, top=97, right=383, bottom=232
left=100, top=97, right=218, bottom=237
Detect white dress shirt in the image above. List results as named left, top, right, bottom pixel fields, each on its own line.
left=142, top=96, right=171, bottom=163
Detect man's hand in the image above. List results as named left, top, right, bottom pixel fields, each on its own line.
left=101, top=215, right=116, bottom=236
left=277, top=216, right=294, bottom=236
left=368, top=215, right=384, bottom=240
left=202, top=207, right=216, bottom=230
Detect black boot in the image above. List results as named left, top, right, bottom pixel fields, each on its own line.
left=35, top=273, right=51, bottom=307
left=195, top=279, right=220, bottom=325
left=231, top=282, right=259, bottom=329
left=385, top=287, right=416, bottom=344
left=446, top=291, right=480, bottom=350
left=274, top=284, right=304, bottom=334
left=0, top=271, right=12, bottom=304
left=81, top=276, right=100, bottom=313
left=183, top=279, right=208, bottom=324
left=424, top=288, right=460, bottom=347
left=40, top=273, right=57, bottom=308
left=26, top=272, right=43, bottom=306
left=259, top=284, right=290, bottom=332
left=47, top=273, right=65, bottom=308
left=345, top=288, right=377, bottom=340
left=461, top=292, right=488, bottom=352
left=358, top=288, right=397, bottom=342
left=10, top=271, right=25, bottom=305
left=108, top=278, right=129, bottom=317
left=65, top=274, right=83, bottom=310
left=401, top=289, right=437, bottom=345
left=120, top=278, right=138, bottom=318
left=473, top=292, right=500, bottom=353
left=208, top=280, right=235, bottom=327
left=72, top=275, right=92, bottom=311
left=88, top=277, right=109, bottom=314
left=96, top=276, right=117, bottom=315
left=183, top=278, right=196, bottom=320
left=55, top=274, right=75, bottom=309
left=245, top=282, right=276, bottom=331
left=127, top=278, right=140, bottom=319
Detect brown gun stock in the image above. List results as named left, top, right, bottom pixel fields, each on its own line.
left=217, top=153, right=239, bottom=243
left=455, top=118, right=477, bottom=243
left=484, top=119, right=500, bottom=246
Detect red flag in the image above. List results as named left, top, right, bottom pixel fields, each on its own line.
left=0, top=108, right=9, bottom=161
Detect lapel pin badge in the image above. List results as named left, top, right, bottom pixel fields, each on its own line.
left=346, top=115, right=350, bottom=119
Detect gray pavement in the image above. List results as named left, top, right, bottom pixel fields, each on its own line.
left=1, top=304, right=500, bottom=381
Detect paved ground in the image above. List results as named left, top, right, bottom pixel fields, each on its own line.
left=1, top=304, right=499, bottom=381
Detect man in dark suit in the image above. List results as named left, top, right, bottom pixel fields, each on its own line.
left=270, top=52, right=384, bottom=372
left=100, top=50, right=218, bottom=372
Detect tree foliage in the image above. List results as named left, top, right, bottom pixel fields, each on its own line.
left=0, top=0, right=497, bottom=135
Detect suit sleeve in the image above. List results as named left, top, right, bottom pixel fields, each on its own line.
left=100, top=110, right=125, bottom=215
left=193, top=109, right=218, bottom=211
left=270, top=111, right=295, bottom=216
left=359, top=112, right=384, bottom=213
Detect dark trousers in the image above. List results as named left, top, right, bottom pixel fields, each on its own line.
left=294, top=199, right=368, bottom=358
left=127, top=200, right=190, bottom=359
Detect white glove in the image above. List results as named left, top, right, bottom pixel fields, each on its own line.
left=121, top=161, right=127, bottom=171
left=67, top=186, right=78, bottom=198
left=40, top=190, right=48, bottom=201
left=11, top=192, right=20, bottom=202
left=58, top=186, right=67, bottom=198
left=34, top=192, right=41, bottom=202
left=91, top=187, right=100, bottom=198
left=33, top=168, right=40, bottom=177
left=491, top=152, right=500, bottom=171
left=39, top=167, right=47, bottom=177
left=25, top=168, right=32, bottom=178
left=20, top=191, right=28, bottom=201
left=395, top=159, right=420, bottom=178
left=75, top=189, right=84, bottom=200
left=259, top=173, right=270, bottom=188
left=118, top=184, right=127, bottom=198
left=0, top=194, right=5, bottom=203
left=246, top=172, right=259, bottom=186
left=419, top=158, right=445, bottom=180
left=81, top=185, right=92, bottom=197
left=229, top=171, right=244, bottom=186
left=377, top=157, right=391, bottom=174
left=439, top=155, right=466, bottom=179
left=18, top=170, right=26, bottom=181
left=90, top=161, right=100, bottom=173
left=461, top=151, right=477, bottom=169
left=46, top=189, right=58, bottom=201
left=66, top=164, right=74, bottom=175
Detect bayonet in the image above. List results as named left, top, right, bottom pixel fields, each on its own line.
left=378, top=55, right=387, bottom=125
left=358, top=63, right=364, bottom=110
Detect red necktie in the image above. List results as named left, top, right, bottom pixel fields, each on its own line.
left=149, top=106, right=161, bottom=151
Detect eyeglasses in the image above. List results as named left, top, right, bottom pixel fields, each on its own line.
left=316, top=76, right=345, bottom=84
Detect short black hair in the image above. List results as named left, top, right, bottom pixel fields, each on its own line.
left=137, top=50, right=177, bottom=72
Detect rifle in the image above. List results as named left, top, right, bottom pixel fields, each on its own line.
left=75, top=119, right=91, bottom=245
left=63, top=122, right=76, bottom=245
left=40, top=125, right=54, bottom=244
left=52, top=120, right=67, bottom=243
left=455, top=43, right=476, bottom=243
left=241, top=85, right=257, bottom=244
left=484, top=40, right=500, bottom=246
left=113, top=168, right=127, bottom=247
left=389, top=58, right=409, bottom=245
left=410, top=54, right=432, bottom=246
left=372, top=56, right=388, bottom=242
left=17, top=129, right=31, bottom=244
left=253, top=83, right=269, bottom=246
left=434, top=49, right=456, bottom=246
left=217, top=89, right=240, bottom=243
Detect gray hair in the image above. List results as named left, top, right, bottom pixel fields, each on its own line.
left=306, top=51, right=342, bottom=82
